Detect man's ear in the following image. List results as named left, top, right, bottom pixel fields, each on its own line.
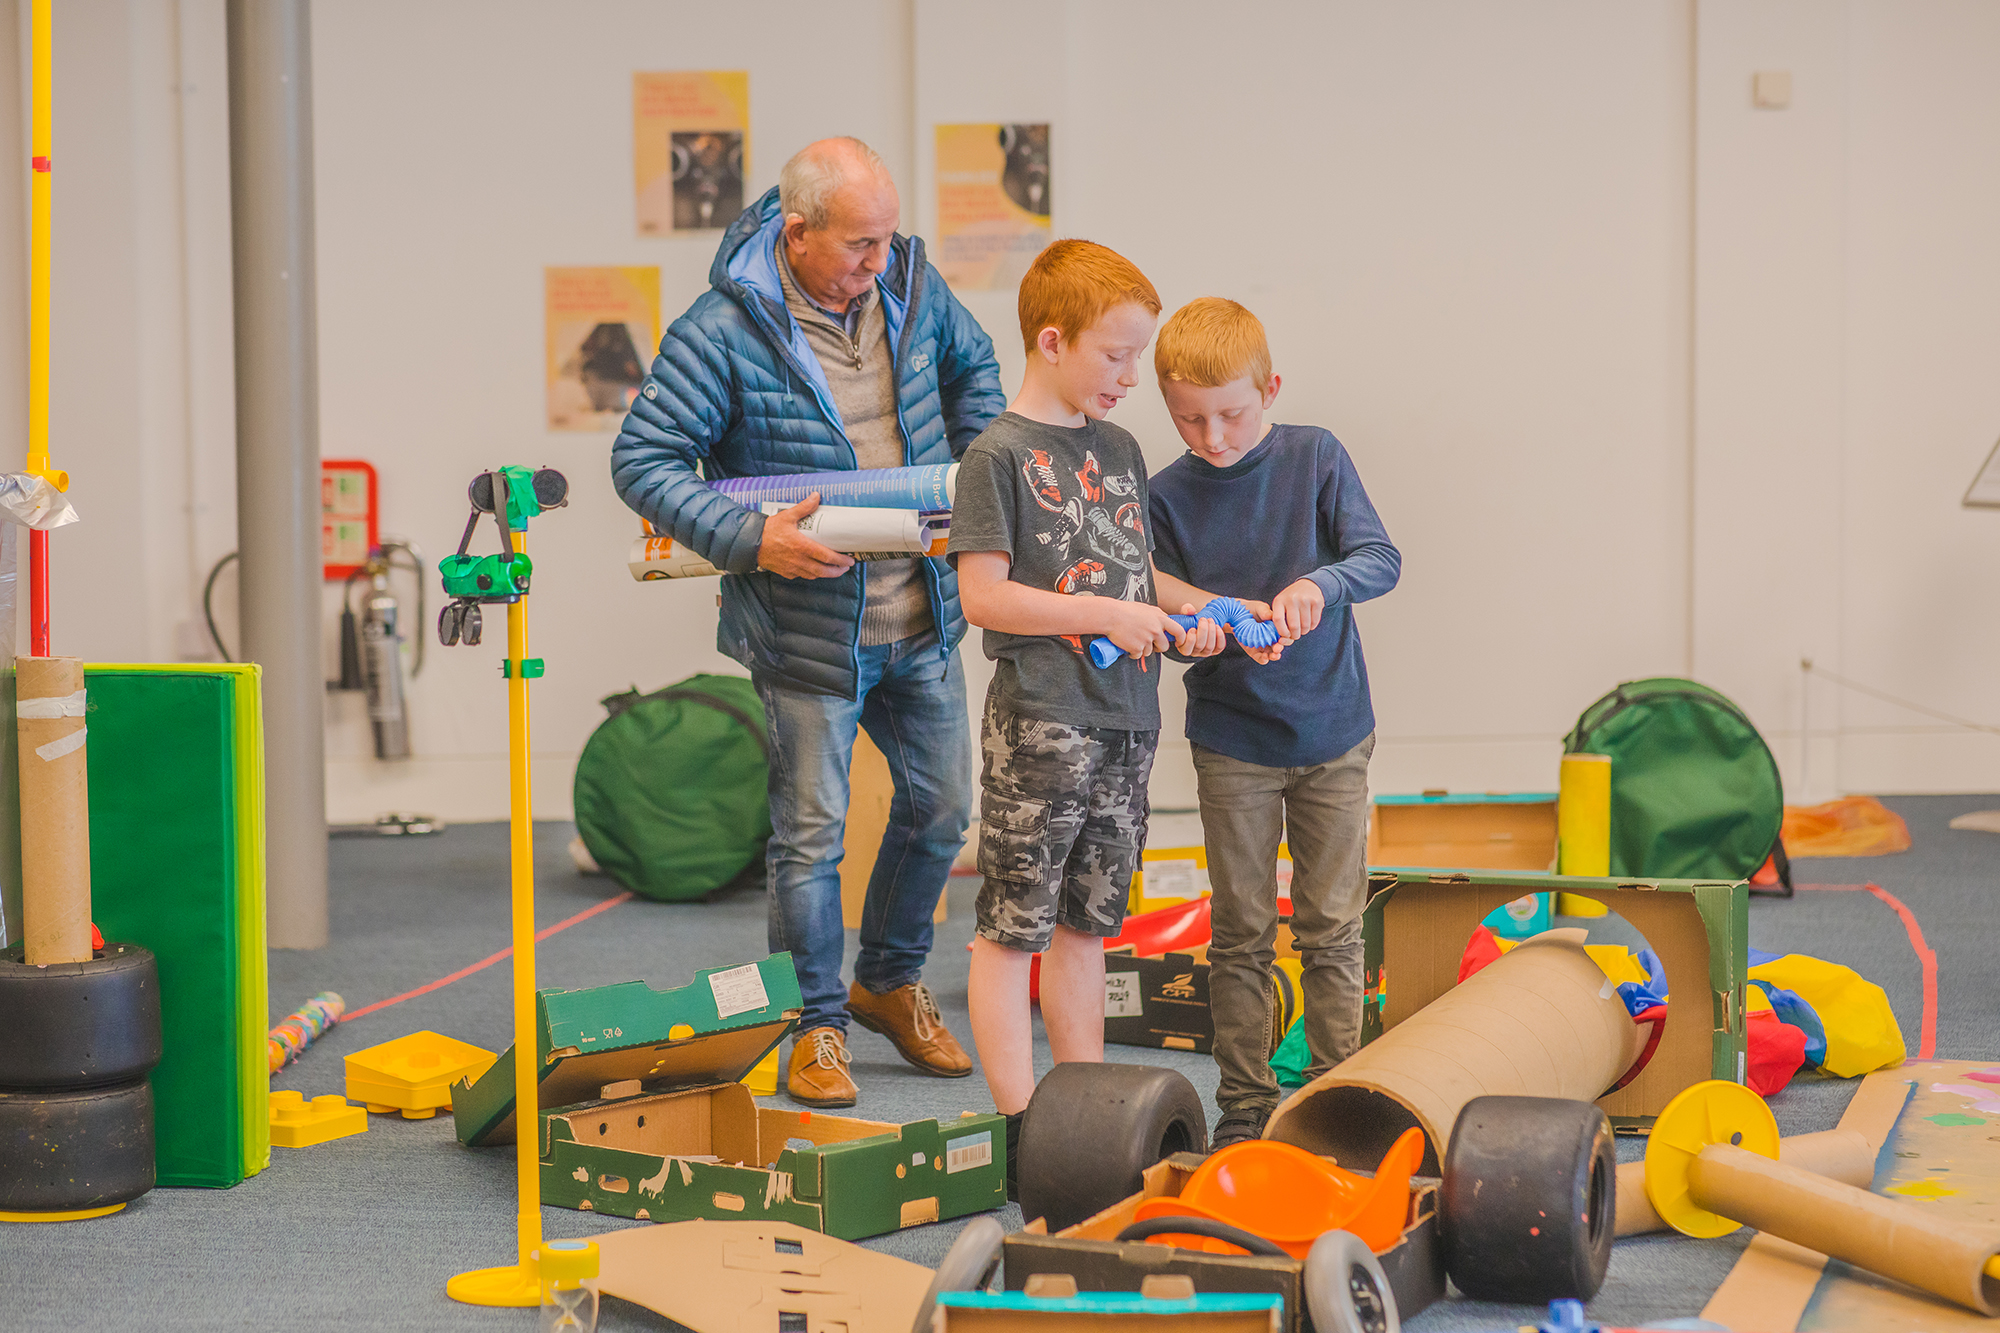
left=781, top=214, right=810, bottom=252
left=1035, top=325, right=1064, bottom=363
left=1262, top=372, right=1282, bottom=409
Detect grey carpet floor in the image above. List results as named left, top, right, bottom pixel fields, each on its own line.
left=5, top=794, right=1994, bottom=1331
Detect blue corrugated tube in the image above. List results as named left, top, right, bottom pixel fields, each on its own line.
left=1088, top=596, right=1281, bottom=668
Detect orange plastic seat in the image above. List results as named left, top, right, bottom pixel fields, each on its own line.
left=1130, top=1126, right=1425, bottom=1258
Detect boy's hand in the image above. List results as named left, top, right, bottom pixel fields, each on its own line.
left=1178, top=605, right=1226, bottom=658
left=1102, top=601, right=1186, bottom=661
left=1233, top=599, right=1290, bottom=665
left=757, top=493, right=856, bottom=580
left=1270, top=578, right=1326, bottom=641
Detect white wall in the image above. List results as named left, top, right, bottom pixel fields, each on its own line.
left=6, top=1, right=2000, bottom=821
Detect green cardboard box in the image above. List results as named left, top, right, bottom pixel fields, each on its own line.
left=451, top=953, right=1006, bottom=1238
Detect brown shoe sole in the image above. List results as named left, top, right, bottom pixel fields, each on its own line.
left=845, top=1008, right=974, bottom=1078
left=784, top=1083, right=858, bottom=1109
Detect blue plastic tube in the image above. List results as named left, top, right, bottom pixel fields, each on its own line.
left=1087, top=597, right=1280, bottom=668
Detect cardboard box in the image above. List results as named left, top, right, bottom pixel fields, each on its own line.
left=1366, top=791, right=1558, bottom=872
left=842, top=730, right=948, bottom=929
left=1357, top=869, right=1747, bottom=1129
left=451, top=954, right=1007, bottom=1238
left=1003, top=1153, right=1444, bottom=1333
left=1103, top=952, right=1213, bottom=1053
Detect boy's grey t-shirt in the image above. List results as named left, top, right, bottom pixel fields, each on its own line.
left=948, top=412, right=1160, bottom=730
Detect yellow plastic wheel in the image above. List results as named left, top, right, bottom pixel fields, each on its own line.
left=1643, top=1079, right=1779, bottom=1238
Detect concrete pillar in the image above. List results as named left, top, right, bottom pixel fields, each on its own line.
left=226, top=0, right=325, bottom=949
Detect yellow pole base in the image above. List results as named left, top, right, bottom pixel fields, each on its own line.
left=0, top=1202, right=127, bottom=1223
left=446, top=1261, right=541, bottom=1307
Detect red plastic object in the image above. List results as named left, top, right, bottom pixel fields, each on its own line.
left=1131, top=1126, right=1425, bottom=1259
left=1745, top=1008, right=1809, bottom=1095
left=28, top=528, right=47, bottom=655
left=321, top=458, right=379, bottom=581
left=89, top=922, right=104, bottom=951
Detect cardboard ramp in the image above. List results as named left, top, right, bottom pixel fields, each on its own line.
left=587, top=1219, right=933, bottom=1333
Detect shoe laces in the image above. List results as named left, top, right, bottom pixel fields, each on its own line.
left=807, top=1029, right=850, bottom=1072
left=912, top=983, right=942, bottom=1041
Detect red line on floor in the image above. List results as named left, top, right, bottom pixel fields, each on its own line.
left=341, top=891, right=636, bottom=1022
left=1798, top=881, right=1938, bottom=1059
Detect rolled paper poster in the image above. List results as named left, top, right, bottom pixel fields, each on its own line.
left=709, top=463, right=957, bottom=512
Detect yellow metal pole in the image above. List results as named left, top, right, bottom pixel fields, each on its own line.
left=27, top=0, right=50, bottom=482
left=445, top=526, right=541, bottom=1307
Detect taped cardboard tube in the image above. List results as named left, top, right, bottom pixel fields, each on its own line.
left=1614, top=1128, right=1874, bottom=1236
left=1688, top=1142, right=2000, bottom=1315
left=1265, top=932, right=1642, bottom=1174
left=17, top=656, right=91, bottom=965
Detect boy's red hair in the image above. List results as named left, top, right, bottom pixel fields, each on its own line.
left=1017, top=239, right=1161, bottom=354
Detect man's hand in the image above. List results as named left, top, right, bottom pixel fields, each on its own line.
left=1270, top=578, right=1326, bottom=641
left=757, top=493, right=856, bottom=579
left=1237, top=598, right=1289, bottom=665
left=1178, top=604, right=1227, bottom=659
left=1102, top=601, right=1188, bottom=661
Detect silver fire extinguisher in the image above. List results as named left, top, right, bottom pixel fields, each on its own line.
left=338, top=539, right=425, bottom=760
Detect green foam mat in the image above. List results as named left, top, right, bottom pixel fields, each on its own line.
left=84, top=664, right=267, bottom=1187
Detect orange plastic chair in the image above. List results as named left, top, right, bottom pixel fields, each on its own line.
left=1130, top=1126, right=1425, bottom=1258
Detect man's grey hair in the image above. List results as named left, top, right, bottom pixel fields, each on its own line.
left=779, top=137, right=891, bottom=230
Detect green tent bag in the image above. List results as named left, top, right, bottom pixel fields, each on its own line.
left=573, top=674, right=772, bottom=902
left=1563, top=677, right=1788, bottom=889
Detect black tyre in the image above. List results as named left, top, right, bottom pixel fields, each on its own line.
left=1440, top=1096, right=1614, bottom=1303
left=1018, top=1062, right=1207, bottom=1234
left=0, top=1079, right=156, bottom=1211
left=911, top=1215, right=1004, bottom=1333
left=1306, top=1229, right=1401, bottom=1333
left=0, top=943, right=162, bottom=1089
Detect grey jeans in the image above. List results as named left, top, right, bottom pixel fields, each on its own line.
left=1192, top=732, right=1374, bottom=1115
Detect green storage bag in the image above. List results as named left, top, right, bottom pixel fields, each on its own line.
left=573, top=673, right=771, bottom=902
left=1563, top=677, right=1785, bottom=885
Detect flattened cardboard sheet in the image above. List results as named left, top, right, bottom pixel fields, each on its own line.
left=588, top=1219, right=931, bottom=1333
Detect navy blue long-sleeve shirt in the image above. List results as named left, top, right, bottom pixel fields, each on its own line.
left=1149, top=425, right=1400, bottom=768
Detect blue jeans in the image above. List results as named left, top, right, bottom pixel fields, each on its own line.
left=757, top=632, right=972, bottom=1032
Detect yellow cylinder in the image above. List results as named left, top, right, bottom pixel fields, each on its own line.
left=1559, top=753, right=1612, bottom=877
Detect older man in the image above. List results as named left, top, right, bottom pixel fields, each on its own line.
left=613, top=138, right=1004, bottom=1107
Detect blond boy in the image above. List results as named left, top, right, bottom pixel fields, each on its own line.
left=1148, top=298, right=1402, bottom=1147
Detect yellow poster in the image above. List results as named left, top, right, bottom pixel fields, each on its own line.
left=634, top=71, right=750, bottom=235
left=545, top=266, right=659, bottom=433
left=934, top=123, right=1051, bottom=291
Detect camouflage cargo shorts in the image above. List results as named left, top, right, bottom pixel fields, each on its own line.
left=974, top=693, right=1158, bottom=953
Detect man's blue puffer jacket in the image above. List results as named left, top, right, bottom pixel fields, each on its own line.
left=611, top=187, right=1005, bottom=699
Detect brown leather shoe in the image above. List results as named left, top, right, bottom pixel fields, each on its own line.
left=845, top=981, right=974, bottom=1078
left=785, top=1027, right=857, bottom=1108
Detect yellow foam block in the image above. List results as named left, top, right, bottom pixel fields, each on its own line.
left=270, top=1091, right=368, bottom=1148
left=345, top=1030, right=497, bottom=1118
left=741, top=1046, right=780, bottom=1096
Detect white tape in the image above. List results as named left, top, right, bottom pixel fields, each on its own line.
left=16, top=689, right=85, bottom=720
left=35, top=728, right=85, bottom=762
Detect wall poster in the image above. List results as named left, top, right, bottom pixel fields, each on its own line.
left=634, top=71, right=750, bottom=235
left=545, top=266, right=660, bottom=432
left=934, top=123, right=1051, bottom=290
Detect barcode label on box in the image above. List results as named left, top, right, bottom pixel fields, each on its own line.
left=709, top=963, right=770, bottom=1018
left=1105, top=971, right=1143, bottom=1018
left=945, top=1131, right=992, bottom=1174
left=1143, top=858, right=1208, bottom=901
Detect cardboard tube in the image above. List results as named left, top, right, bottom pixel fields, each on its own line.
left=1558, top=753, right=1612, bottom=877
left=1688, top=1142, right=2000, bottom=1315
left=1615, top=1128, right=1875, bottom=1236
left=1265, top=932, right=1641, bottom=1174
left=17, top=655, right=91, bottom=964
